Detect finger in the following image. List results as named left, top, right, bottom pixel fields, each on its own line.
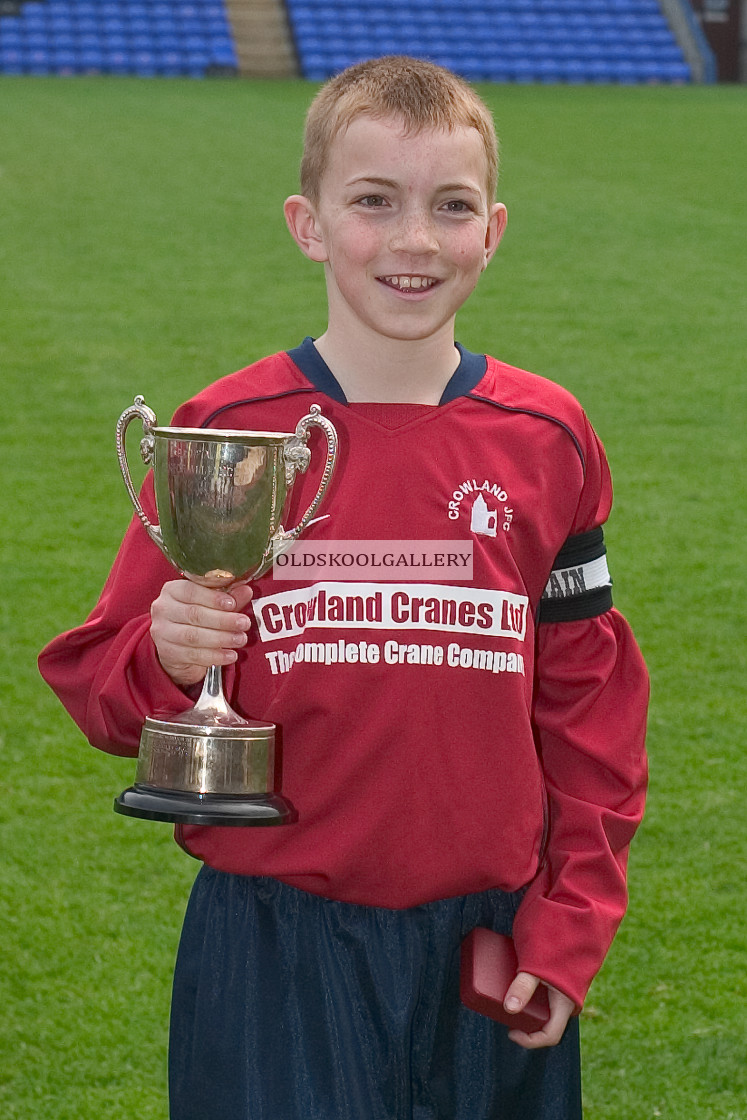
left=153, top=627, right=246, bottom=686
left=157, top=637, right=243, bottom=669
left=180, top=603, right=252, bottom=638
left=153, top=590, right=252, bottom=637
left=507, top=1017, right=566, bottom=1050
left=508, top=986, right=575, bottom=1051
left=161, top=582, right=234, bottom=609
left=226, top=582, right=254, bottom=611
left=156, top=618, right=249, bottom=653
left=163, top=579, right=249, bottom=614
left=504, top=971, right=540, bottom=1015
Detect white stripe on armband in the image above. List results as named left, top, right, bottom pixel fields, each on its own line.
left=542, top=554, right=611, bottom=602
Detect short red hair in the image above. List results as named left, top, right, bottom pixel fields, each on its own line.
left=300, top=56, right=499, bottom=204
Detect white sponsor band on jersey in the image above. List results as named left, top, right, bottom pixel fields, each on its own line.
left=255, top=582, right=529, bottom=643
left=264, top=639, right=526, bottom=678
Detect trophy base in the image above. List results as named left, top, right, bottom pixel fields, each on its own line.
left=114, top=784, right=296, bottom=826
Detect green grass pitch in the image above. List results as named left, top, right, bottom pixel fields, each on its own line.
left=1, top=76, right=745, bottom=1119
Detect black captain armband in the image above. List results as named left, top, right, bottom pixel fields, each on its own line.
left=538, top=527, right=613, bottom=623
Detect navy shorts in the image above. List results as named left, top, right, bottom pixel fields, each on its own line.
left=169, top=867, right=582, bottom=1120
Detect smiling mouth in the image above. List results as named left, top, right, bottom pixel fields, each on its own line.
left=378, top=275, right=439, bottom=292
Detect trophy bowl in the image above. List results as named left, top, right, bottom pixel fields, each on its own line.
left=112, top=396, right=338, bottom=826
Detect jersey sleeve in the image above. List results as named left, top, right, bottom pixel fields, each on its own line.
left=511, top=417, right=649, bottom=1010
left=38, top=474, right=199, bottom=756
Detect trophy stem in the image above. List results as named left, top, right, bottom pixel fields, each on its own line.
left=185, top=664, right=250, bottom=727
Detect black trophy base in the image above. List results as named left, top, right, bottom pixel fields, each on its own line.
left=114, top=784, right=297, bottom=826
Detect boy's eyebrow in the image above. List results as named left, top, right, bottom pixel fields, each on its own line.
left=437, top=182, right=484, bottom=196
left=346, top=176, right=400, bottom=190
left=347, top=175, right=483, bottom=195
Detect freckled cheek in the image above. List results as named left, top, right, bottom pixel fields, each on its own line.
left=354, top=230, right=386, bottom=264
left=330, top=239, right=378, bottom=276
left=453, top=247, right=486, bottom=276
left=450, top=231, right=487, bottom=265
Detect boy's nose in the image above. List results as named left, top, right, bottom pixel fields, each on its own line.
left=389, top=210, right=439, bottom=255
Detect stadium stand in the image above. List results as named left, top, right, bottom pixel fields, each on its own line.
left=224, top=0, right=295, bottom=76
left=0, top=0, right=239, bottom=76
left=0, top=0, right=698, bottom=82
left=286, top=0, right=694, bottom=84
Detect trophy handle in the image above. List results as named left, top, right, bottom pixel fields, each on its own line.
left=116, top=396, right=165, bottom=552
left=281, top=404, right=338, bottom=541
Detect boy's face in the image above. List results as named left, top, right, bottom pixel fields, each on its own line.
left=286, top=115, right=506, bottom=348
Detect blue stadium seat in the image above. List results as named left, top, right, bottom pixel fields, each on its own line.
left=300, top=53, right=329, bottom=80
left=79, top=46, right=104, bottom=70
left=507, top=56, right=535, bottom=82
left=155, top=32, right=180, bottom=51
left=104, top=33, right=129, bottom=51
left=49, top=14, right=75, bottom=33
left=130, top=33, right=155, bottom=51
left=206, top=17, right=230, bottom=35
left=0, top=27, right=23, bottom=46
left=207, top=35, right=234, bottom=53
left=153, top=17, right=179, bottom=36
left=662, top=60, right=690, bottom=81
left=53, top=47, right=78, bottom=72
left=183, top=33, right=208, bottom=53
left=210, top=43, right=237, bottom=65
left=535, top=56, right=563, bottom=82
left=180, top=18, right=205, bottom=36
left=128, top=18, right=153, bottom=35
left=24, top=13, right=48, bottom=31
left=133, top=50, right=157, bottom=75
left=102, top=17, right=126, bottom=36
left=0, top=45, right=24, bottom=72
left=587, top=57, right=616, bottom=82
left=558, top=57, right=589, bottom=83
left=609, top=58, right=639, bottom=83
left=27, top=46, right=52, bottom=73
left=105, top=48, right=131, bottom=73
left=158, top=52, right=184, bottom=76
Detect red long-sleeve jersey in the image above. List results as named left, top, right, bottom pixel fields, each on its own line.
left=39, top=340, right=648, bottom=1008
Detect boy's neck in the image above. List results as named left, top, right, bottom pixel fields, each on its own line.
left=313, top=326, right=460, bottom=405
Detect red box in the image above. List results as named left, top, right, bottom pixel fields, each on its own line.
left=460, top=928, right=550, bottom=1033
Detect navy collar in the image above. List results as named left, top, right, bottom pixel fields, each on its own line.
left=286, top=337, right=486, bottom=406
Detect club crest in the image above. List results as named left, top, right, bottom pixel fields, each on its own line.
left=447, top=478, right=514, bottom=535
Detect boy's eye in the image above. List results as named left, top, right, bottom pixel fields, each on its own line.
left=358, top=195, right=386, bottom=208
left=444, top=199, right=472, bottom=214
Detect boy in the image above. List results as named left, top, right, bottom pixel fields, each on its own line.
left=40, top=57, right=648, bottom=1119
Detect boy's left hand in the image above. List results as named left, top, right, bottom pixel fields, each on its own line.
left=503, top=972, right=576, bottom=1049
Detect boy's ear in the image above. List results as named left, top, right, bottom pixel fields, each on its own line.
left=482, top=203, right=508, bottom=271
left=284, top=195, right=329, bottom=263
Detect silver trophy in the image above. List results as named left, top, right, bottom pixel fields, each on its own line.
left=113, top=395, right=338, bottom=826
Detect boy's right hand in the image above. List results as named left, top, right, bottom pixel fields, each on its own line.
left=150, top=580, right=254, bottom=688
